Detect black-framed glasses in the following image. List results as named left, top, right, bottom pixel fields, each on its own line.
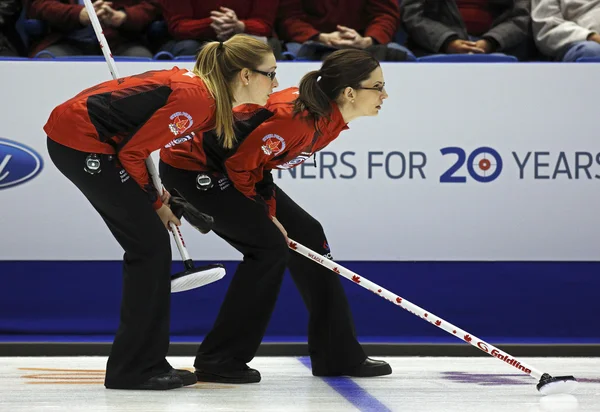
left=252, top=69, right=277, bottom=81
left=357, top=83, right=386, bottom=93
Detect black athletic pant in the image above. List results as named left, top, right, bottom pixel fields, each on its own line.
left=47, top=138, right=172, bottom=387
left=159, top=161, right=366, bottom=374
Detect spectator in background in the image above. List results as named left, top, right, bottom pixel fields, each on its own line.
left=401, top=0, right=532, bottom=60
left=158, top=0, right=280, bottom=58
left=276, top=0, right=412, bottom=61
left=532, top=0, right=600, bottom=62
left=0, top=0, right=26, bottom=56
left=28, top=0, right=159, bottom=58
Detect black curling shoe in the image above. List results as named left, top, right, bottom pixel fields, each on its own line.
left=313, top=358, right=392, bottom=377
left=346, top=358, right=392, bottom=377
left=105, top=370, right=183, bottom=390
left=174, top=369, right=198, bottom=386
left=195, top=366, right=261, bottom=384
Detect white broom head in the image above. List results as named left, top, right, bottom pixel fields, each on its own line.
left=537, top=374, right=578, bottom=396
left=171, top=265, right=226, bottom=293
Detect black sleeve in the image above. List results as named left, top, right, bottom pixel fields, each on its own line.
left=255, top=169, right=276, bottom=215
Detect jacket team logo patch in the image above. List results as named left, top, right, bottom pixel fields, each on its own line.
left=276, top=154, right=311, bottom=169
left=164, top=132, right=195, bottom=148
left=168, top=112, right=193, bottom=136
left=261, top=134, right=285, bottom=155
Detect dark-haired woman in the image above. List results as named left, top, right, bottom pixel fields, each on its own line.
left=44, top=34, right=277, bottom=390
left=159, top=49, right=390, bottom=384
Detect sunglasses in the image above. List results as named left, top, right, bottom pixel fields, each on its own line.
left=252, top=69, right=277, bottom=81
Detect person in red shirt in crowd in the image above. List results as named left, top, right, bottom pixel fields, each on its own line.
left=276, top=0, right=412, bottom=61
left=158, top=0, right=280, bottom=58
left=159, top=49, right=392, bottom=384
left=44, top=35, right=276, bottom=390
left=28, top=0, right=160, bottom=58
left=401, top=0, right=532, bottom=60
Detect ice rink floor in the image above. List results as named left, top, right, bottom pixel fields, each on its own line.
left=0, top=356, right=598, bottom=412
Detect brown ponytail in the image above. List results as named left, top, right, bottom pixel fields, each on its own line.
left=293, top=70, right=332, bottom=120
left=194, top=35, right=273, bottom=149
left=293, top=49, right=380, bottom=123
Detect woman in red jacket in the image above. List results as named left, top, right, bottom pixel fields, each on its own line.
left=159, top=0, right=279, bottom=57
left=45, top=34, right=277, bottom=390
left=28, top=0, right=160, bottom=58
left=159, top=49, right=390, bottom=384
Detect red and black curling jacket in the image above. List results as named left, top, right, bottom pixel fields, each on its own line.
left=160, top=87, right=349, bottom=216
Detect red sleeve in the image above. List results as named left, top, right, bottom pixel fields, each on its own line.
left=118, top=85, right=215, bottom=210
left=224, top=118, right=299, bottom=216
left=28, top=0, right=84, bottom=30
left=364, top=0, right=400, bottom=44
left=159, top=0, right=214, bottom=40
left=242, top=0, right=278, bottom=36
left=277, top=0, right=319, bottom=43
left=265, top=197, right=276, bottom=216
left=120, top=0, right=160, bottom=32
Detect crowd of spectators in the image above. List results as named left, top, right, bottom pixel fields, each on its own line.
left=1, top=0, right=598, bottom=62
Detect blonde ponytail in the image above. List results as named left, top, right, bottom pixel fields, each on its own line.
left=194, top=35, right=273, bottom=149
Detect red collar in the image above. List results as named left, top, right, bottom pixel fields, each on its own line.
left=316, top=102, right=349, bottom=136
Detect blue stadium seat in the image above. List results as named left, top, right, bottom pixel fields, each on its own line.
left=18, top=19, right=47, bottom=54
left=174, top=55, right=197, bottom=61
left=13, top=9, right=32, bottom=50
left=280, top=51, right=297, bottom=61
left=393, top=27, right=407, bottom=46
left=147, top=20, right=168, bottom=42
left=575, top=56, right=600, bottom=63
left=417, top=53, right=518, bottom=63
left=153, top=51, right=175, bottom=60
left=33, top=54, right=152, bottom=61
left=24, top=18, right=168, bottom=60
left=23, top=19, right=46, bottom=38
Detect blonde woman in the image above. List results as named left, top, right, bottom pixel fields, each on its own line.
left=44, top=34, right=278, bottom=390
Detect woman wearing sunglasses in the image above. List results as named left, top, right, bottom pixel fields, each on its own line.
left=159, top=49, right=390, bottom=384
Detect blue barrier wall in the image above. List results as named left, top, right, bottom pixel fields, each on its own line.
left=1, top=261, right=598, bottom=344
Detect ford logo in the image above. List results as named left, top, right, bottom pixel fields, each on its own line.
left=0, top=138, right=44, bottom=189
